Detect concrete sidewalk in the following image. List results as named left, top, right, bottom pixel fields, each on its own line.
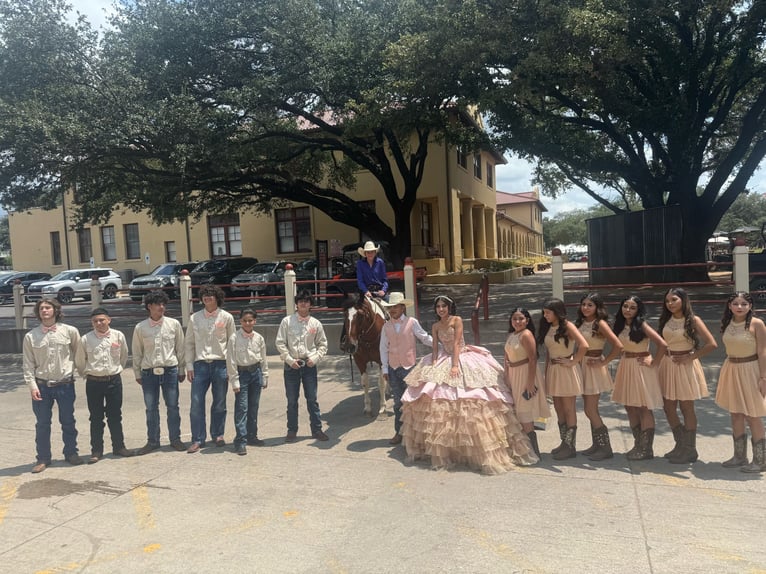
left=0, top=351, right=764, bottom=574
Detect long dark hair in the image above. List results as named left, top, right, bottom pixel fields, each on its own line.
left=508, top=307, right=536, bottom=338
left=537, top=298, right=570, bottom=347
left=575, top=292, right=608, bottom=337
left=721, top=291, right=754, bottom=333
left=433, top=295, right=457, bottom=319
left=613, top=295, right=647, bottom=343
left=658, top=287, right=700, bottom=349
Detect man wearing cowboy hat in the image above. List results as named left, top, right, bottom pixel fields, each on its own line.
left=356, top=241, right=389, bottom=302
left=379, top=292, right=432, bottom=445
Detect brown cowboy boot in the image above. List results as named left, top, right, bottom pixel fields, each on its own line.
left=551, top=422, right=567, bottom=455
left=553, top=426, right=577, bottom=460
left=722, top=434, right=748, bottom=468
left=669, top=427, right=698, bottom=464
left=664, top=424, right=683, bottom=458
left=626, top=428, right=655, bottom=461
left=588, top=425, right=614, bottom=461
left=580, top=424, right=598, bottom=456
left=625, top=424, right=641, bottom=458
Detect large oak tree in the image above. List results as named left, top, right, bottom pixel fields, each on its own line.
left=484, top=0, right=766, bottom=265
left=0, top=0, right=490, bottom=267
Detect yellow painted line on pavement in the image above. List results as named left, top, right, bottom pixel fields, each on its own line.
left=0, top=478, right=18, bottom=525
left=34, top=544, right=162, bottom=573
left=131, top=485, right=156, bottom=530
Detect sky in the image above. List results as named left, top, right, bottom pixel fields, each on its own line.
left=67, top=0, right=765, bottom=219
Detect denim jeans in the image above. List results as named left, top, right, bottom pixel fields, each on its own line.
left=141, top=367, right=181, bottom=445
left=32, top=382, right=78, bottom=463
left=86, top=375, right=125, bottom=453
left=233, top=368, right=264, bottom=446
left=190, top=360, right=228, bottom=444
left=388, top=366, right=412, bottom=434
left=284, top=364, right=322, bottom=433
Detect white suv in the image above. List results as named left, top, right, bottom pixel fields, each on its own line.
left=27, top=268, right=123, bottom=304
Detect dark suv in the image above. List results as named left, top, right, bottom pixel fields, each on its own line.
left=0, top=271, right=52, bottom=304
left=128, top=262, right=198, bottom=301
left=190, top=257, right=259, bottom=295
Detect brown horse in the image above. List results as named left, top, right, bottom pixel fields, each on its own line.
left=340, top=297, right=387, bottom=418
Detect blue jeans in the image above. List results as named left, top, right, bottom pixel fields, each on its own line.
left=190, top=360, right=228, bottom=444
left=388, top=366, right=412, bottom=434
left=284, top=365, right=322, bottom=434
left=32, top=382, right=78, bottom=463
left=234, top=368, right=264, bottom=446
left=141, top=367, right=181, bottom=445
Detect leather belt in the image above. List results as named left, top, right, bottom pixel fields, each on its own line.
left=668, top=350, right=694, bottom=356
left=507, top=358, right=529, bottom=368
left=238, top=363, right=262, bottom=373
left=86, top=374, right=120, bottom=382
left=727, top=354, right=758, bottom=364
left=585, top=350, right=603, bottom=357
left=36, top=375, right=74, bottom=388
left=624, top=351, right=650, bottom=358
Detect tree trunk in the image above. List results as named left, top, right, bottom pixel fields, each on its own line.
left=678, top=204, right=716, bottom=281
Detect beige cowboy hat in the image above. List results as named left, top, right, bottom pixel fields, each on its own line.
left=357, top=241, right=380, bottom=257
left=380, top=292, right=413, bottom=307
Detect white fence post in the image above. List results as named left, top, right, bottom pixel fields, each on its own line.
left=733, top=240, right=750, bottom=293
left=284, top=265, right=296, bottom=316
left=179, top=271, right=192, bottom=327
left=404, top=260, right=416, bottom=316
left=90, top=275, right=102, bottom=308
left=13, top=281, right=24, bottom=329
left=551, top=248, right=564, bottom=300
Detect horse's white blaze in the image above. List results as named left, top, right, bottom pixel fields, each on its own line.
left=346, top=307, right=358, bottom=345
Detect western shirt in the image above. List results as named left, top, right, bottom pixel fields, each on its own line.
left=275, top=313, right=328, bottom=366
left=132, top=316, right=185, bottom=378
left=75, top=329, right=128, bottom=377
left=22, top=323, right=81, bottom=392
left=184, top=308, right=236, bottom=371
left=226, top=329, right=269, bottom=390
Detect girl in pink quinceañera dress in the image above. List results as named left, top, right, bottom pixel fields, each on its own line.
left=401, top=296, right=538, bottom=474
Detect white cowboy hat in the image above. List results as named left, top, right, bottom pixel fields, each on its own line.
left=380, top=292, right=413, bottom=307
left=357, top=241, right=380, bottom=257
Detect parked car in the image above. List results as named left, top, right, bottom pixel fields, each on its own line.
left=231, top=261, right=294, bottom=296
left=128, top=262, right=198, bottom=301
left=27, top=268, right=123, bottom=304
left=0, top=271, right=52, bottom=305
left=189, top=257, right=258, bottom=295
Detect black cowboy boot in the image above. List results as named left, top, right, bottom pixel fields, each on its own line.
left=626, top=428, right=655, bottom=461
left=588, top=425, right=613, bottom=461
left=722, top=434, right=748, bottom=468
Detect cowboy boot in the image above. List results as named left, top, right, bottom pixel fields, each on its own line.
left=669, top=427, right=698, bottom=464
left=551, top=422, right=567, bottom=455
left=527, top=431, right=540, bottom=458
left=741, top=438, right=766, bottom=473
left=580, top=424, right=598, bottom=456
left=588, top=425, right=614, bottom=461
left=626, top=428, right=655, bottom=461
left=664, top=424, right=683, bottom=458
left=625, top=424, right=641, bottom=458
left=553, top=426, right=577, bottom=460
left=722, top=434, right=748, bottom=468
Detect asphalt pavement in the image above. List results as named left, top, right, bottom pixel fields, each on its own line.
left=0, top=268, right=764, bottom=573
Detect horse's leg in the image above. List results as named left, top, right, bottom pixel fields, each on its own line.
left=360, top=370, right=372, bottom=416
left=376, top=367, right=387, bottom=420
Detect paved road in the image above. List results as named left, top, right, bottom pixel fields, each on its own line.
left=0, top=270, right=764, bottom=573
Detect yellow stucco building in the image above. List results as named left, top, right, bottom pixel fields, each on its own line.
left=9, top=131, right=544, bottom=277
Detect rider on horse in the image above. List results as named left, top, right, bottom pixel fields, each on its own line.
left=356, top=241, right=389, bottom=302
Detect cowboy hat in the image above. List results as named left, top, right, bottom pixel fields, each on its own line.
left=380, top=292, right=413, bottom=307
left=357, top=241, right=380, bottom=257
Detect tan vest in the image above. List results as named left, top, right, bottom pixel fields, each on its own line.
left=383, top=317, right=417, bottom=369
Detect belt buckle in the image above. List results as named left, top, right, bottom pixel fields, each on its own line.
left=46, top=380, right=59, bottom=388
left=152, top=367, right=165, bottom=375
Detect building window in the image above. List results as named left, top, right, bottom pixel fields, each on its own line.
left=101, top=226, right=116, bottom=261
left=457, top=147, right=468, bottom=169
left=77, top=228, right=92, bottom=264
left=208, top=213, right=242, bottom=257
left=473, top=154, right=482, bottom=179
left=124, top=223, right=140, bottom=259
left=420, top=202, right=433, bottom=247
left=486, top=162, right=494, bottom=188
left=276, top=207, right=311, bottom=253
left=50, top=232, right=62, bottom=266
left=165, top=241, right=177, bottom=263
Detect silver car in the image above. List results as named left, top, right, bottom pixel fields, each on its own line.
left=230, top=261, right=293, bottom=296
